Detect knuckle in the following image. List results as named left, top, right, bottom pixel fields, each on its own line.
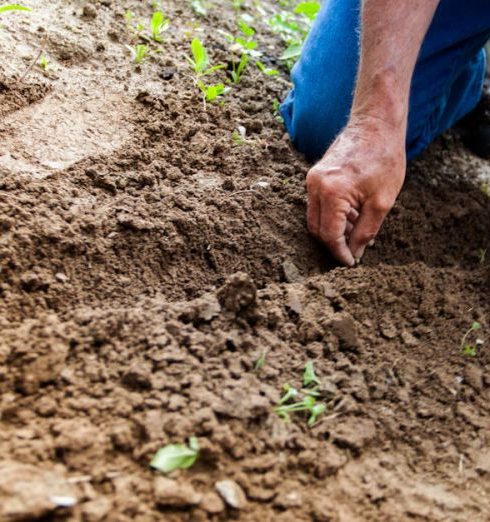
left=371, top=195, right=394, bottom=214
left=306, top=167, right=322, bottom=187
left=358, top=230, right=377, bottom=243
left=320, top=184, right=337, bottom=200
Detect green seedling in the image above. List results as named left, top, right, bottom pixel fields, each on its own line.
left=197, top=80, right=229, bottom=102
left=254, top=350, right=268, bottom=370
left=230, top=53, right=249, bottom=83
left=0, top=4, right=30, bottom=14
left=303, top=361, right=321, bottom=387
left=234, top=19, right=259, bottom=55
left=294, top=1, right=321, bottom=20
left=278, top=383, right=299, bottom=405
left=232, top=129, right=245, bottom=145
left=150, top=11, right=169, bottom=42
left=219, top=19, right=261, bottom=85
left=124, top=9, right=134, bottom=22
left=231, top=0, right=244, bottom=10
left=190, top=0, right=207, bottom=16
left=186, top=38, right=225, bottom=76
left=124, top=10, right=145, bottom=33
left=272, top=99, right=284, bottom=123
left=267, top=1, right=320, bottom=68
left=151, top=437, right=199, bottom=473
left=461, top=321, right=484, bottom=357
left=256, top=61, right=279, bottom=76
left=481, top=183, right=489, bottom=197
left=38, top=54, right=49, bottom=70
left=276, top=393, right=326, bottom=427
left=275, top=362, right=327, bottom=426
left=478, top=248, right=487, bottom=264
left=126, top=44, right=149, bottom=64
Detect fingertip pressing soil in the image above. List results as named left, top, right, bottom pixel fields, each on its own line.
left=0, top=1, right=489, bottom=521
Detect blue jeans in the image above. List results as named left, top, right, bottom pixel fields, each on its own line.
left=281, top=0, right=490, bottom=161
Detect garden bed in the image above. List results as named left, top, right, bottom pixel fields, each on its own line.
left=0, top=1, right=489, bottom=520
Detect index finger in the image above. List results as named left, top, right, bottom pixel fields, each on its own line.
left=319, top=200, right=355, bottom=267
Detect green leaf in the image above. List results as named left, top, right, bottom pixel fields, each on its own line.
left=254, top=350, right=267, bottom=370
left=150, top=438, right=199, bottom=473
left=150, top=11, right=169, bottom=41
left=294, top=1, right=320, bottom=20
left=303, top=361, right=320, bottom=387
left=471, top=321, right=481, bottom=331
left=238, top=19, right=255, bottom=37
left=280, top=43, right=302, bottom=61
left=191, top=38, right=209, bottom=73
left=308, top=403, right=326, bottom=426
left=0, top=4, right=30, bottom=14
left=462, top=345, right=477, bottom=357
left=278, top=383, right=298, bottom=405
left=256, top=61, right=278, bottom=76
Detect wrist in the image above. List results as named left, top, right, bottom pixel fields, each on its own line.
left=351, top=68, right=408, bottom=132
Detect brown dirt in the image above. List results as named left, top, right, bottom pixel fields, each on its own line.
left=0, top=1, right=489, bottom=521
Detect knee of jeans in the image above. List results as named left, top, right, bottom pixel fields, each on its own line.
left=288, top=93, right=345, bottom=161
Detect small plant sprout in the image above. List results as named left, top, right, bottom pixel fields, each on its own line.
left=197, top=81, right=229, bottom=103
left=272, top=99, right=284, bottom=122
left=275, top=392, right=326, bottom=427
left=303, top=361, right=321, bottom=387
left=126, top=44, right=149, bottom=64
left=38, top=54, right=49, bottom=71
left=275, top=363, right=327, bottom=426
left=231, top=0, right=244, bottom=10
left=151, top=437, right=199, bottom=473
left=478, top=248, right=487, bottom=264
left=230, top=53, right=249, bottom=83
left=461, top=321, right=484, bottom=357
left=278, top=383, right=299, bottom=405
left=256, top=61, right=279, bottom=76
left=0, top=4, right=31, bottom=15
left=267, top=1, right=320, bottom=68
left=124, top=9, right=134, bottom=23
left=150, top=11, right=169, bottom=42
left=186, top=38, right=225, bottom=76
left=254, top=349, right=268, bottom=370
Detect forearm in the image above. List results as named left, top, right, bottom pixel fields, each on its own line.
left=351, top=0, right=441, bottom=133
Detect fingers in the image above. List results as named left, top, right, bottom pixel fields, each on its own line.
left=319, top=203, right=355, bottom=267
left=347, top=208, right=359, bottom=223
left=348, top=198, right=391, bottom=260
left=345, top=221, right=354, bottom=237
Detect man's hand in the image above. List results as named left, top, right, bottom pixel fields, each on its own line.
left=306, top=117, right=406, bottom=266
left=304, top=0, right=441, bottom=266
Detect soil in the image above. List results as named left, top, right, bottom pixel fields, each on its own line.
left=0, top=1, right=489, bottom=521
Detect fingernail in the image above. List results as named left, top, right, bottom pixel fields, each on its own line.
left=368, top=240, right=375, bottom=247
left=354, top=247, right=366, bottom=259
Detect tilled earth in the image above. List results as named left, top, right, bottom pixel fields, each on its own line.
left=0, top=1, right=489, bottom=521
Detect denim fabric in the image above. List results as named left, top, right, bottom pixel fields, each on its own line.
left=280, top=0, right=490, bottom=161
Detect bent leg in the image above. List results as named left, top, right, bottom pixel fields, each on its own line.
left=280, top=0, right=360, bottom=162
left=281, top=0, right=490, bottom=162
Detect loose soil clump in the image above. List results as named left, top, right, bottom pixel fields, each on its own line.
left=0, top=1, right=489, bottom=521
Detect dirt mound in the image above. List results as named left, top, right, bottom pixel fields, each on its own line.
left=0, top=1, right=489, bottom=521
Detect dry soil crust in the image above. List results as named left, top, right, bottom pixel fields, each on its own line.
left=0, top=1, right=489, bottom=521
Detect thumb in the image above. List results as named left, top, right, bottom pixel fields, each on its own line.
left=348, top=199, right=391, bottom=260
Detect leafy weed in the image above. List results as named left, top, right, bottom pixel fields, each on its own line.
left=151, top=437, right=199, bottom=473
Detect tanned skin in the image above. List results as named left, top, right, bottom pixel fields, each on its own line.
left=306, top=0, right=441, bottom=266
